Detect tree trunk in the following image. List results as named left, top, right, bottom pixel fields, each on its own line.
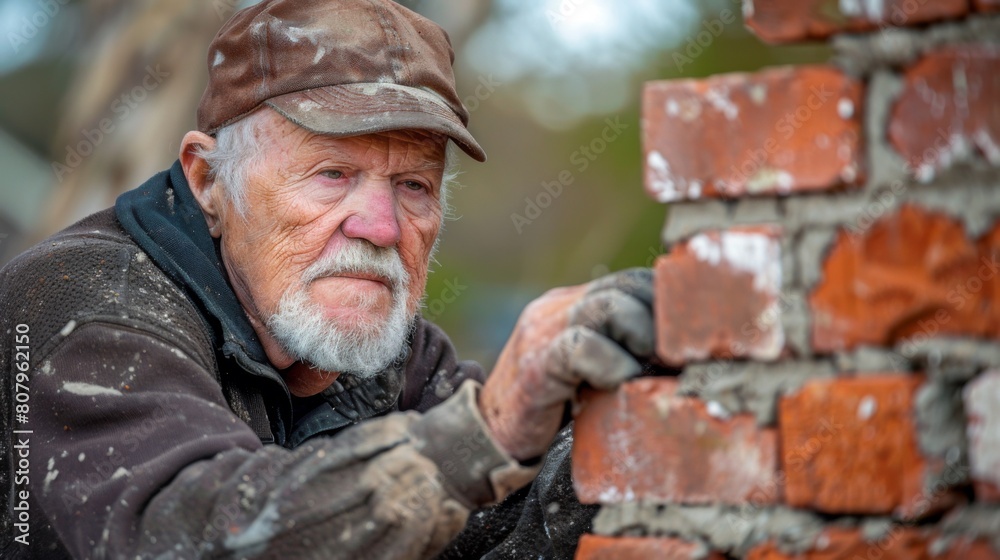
left=36, top=0, right=233, bottom=239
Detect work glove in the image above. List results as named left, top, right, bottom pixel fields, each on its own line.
left=479, top=268, right=654, bottom=461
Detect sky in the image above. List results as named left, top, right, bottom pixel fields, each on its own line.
left=465, top=0, right=702, bottom=128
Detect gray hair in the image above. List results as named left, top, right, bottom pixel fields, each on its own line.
left=197, top=111, right=460, bottom=219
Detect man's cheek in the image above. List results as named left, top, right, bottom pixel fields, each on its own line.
left=238, top=243, right=304, bottom=315
left=398, top=231, right=432, bottom=275
left=264, top=227, right=323, bottom=282
left=398, top=216, right=439, bottom=303
left=402, top=208, right=441, bottom=246
left=405, top=270, right=428, bottom=314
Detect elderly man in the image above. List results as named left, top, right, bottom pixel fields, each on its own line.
left=0, top=1, right=654, bottom=558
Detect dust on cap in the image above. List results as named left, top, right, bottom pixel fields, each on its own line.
left=197, top=0, right=486, bottom=162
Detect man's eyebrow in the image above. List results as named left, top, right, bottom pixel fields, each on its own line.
left=407, top=158, right=447, bottom=172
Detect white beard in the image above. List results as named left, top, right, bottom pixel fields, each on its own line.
left=267, top=241, right=414, bottom=379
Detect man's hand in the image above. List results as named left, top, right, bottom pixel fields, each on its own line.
left=480, top=268, right=654, bottom=461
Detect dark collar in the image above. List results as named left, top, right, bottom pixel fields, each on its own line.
left=115, top=160, right=289, bottom=443
left=115, top=161, right=272, bottom=364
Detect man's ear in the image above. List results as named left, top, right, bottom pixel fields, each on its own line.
left=180, top=131, right=223, bottom=238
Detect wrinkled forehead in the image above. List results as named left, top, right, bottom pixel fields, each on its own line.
left=310, top=129, right=449, bottom=169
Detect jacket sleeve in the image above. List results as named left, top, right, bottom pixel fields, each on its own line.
left=400, top=318, right=489, bottom=413
left=30, top=321, right=538, bottom=559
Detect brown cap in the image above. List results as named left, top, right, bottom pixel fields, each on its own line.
left=197, top=0, right=486, bottom=162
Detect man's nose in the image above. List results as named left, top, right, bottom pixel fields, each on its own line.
left=341, top=181, right=402, bottom=248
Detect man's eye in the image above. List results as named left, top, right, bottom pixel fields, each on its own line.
left=321, top=170, right=344, bottom=180
left=403, top=180, right=426, bottom=192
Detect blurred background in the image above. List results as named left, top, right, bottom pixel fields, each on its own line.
left=0, top=0, right=830, bottom=366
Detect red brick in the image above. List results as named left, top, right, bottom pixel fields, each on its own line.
left=746, top=527, right=932, bottom=559
left=575, top=535, right=724, bottom=560
left=978, top=221, right=1000, bottom=333
left=810, top=205, right=999, bottom=353
left=964, top=370, right=1000, bottom=501
left=744, top=0, right=970, bottom=43
left=974, top=0, right=1000, bottom=12
left=779, top=375, right=928, bottom=515
left=889, top=46, right=1000, bottom=181
left=655, top=226, right=784, bottom=365
left=642, top=66, right=863, bottom=202
left=572, top=378, right=780, bottom=505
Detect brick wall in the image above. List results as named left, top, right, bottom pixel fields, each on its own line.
left=572, top=2, right=1000, bottom=558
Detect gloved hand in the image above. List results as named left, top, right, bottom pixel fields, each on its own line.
left=479, top=268, right=654, bottom=461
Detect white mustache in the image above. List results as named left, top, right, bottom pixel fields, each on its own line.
left=269, top=240, right=414, bottom=377
left=302, top=241, right=409, bottom=294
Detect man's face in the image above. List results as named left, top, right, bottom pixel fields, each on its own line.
left=210, top=109, right=446, bottom=387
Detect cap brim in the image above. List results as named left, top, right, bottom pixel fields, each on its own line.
left=265, top=83, right=486, bottom=162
